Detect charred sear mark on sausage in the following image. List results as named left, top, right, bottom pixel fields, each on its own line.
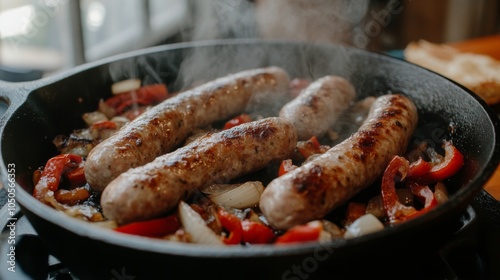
left=381, top=108, right=402, bottom=118
left=305, top=95, right=320, bottom=111
left=293, top=165, right=323, bottom=193
left=352, top=130, right=379, bottom=162
left=250, top=124, right=278, bottom=141
left=122, top=132, right=142, bottom=148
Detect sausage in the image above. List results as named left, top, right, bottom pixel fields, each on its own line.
left=85, top=67, right=290, bottom=191
left=101, top=117, right=298, bottom=225
left=279, top=75, right=356, bottom=140
left=260, top=94, right=418, bottom=230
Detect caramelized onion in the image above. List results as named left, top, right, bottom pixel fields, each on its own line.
left=178, top=201, right=223, bottom=245
left=207, top=181, right=264, bottom=209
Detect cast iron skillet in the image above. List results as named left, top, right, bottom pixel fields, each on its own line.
left=1, top=39, right=499, bottom=280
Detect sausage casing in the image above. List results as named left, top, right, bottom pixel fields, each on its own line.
left=279, top=75, right=356, bottom=140
left=101, top=117, right=297, bottom=225
left=260, top=94, right=418, bottom=229
left=85, top=67, right=290, bottom=191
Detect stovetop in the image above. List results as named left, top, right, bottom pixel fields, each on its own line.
left=0, top=187, right=499, bottom=280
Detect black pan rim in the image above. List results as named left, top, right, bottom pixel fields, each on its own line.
left=3, top=38, right=500, bottom=258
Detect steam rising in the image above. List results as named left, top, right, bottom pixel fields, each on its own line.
left=107, top=0, right=390, bottom=115
left=254, top=0, right=369, bottom=45
left=176, top=0, right=373, bottom=86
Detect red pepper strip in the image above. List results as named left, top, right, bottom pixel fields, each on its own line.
left=407, top=141, right=464, bottom=185
left=223, top=114, right=252, bottom=130
left=90, top=120, right=117, bottom=130
left=381, top=156, right=417, bottom=223
left=428, top=141, right=464, bottom=182
left=407, top=157, right=432, bottom=180
left=64, top=165, right=86, bottom=187
left=278, top=159, right=297, bottom=177
left=33, top=154, right=83, bottom=200
left=241, top=220, right=275, bottom=244
left=105, top=84, right=169, bottom=114
left=297, top=136, right=322, bottom=159
left=409, top=182, right=438, bottom=211
left=217, top=209, right=243, bottom=245
left=275, top=221, right=322, bottom=244
left=114, top=215, right=180, bottom=237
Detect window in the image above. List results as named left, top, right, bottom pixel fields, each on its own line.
left=0, top=0, right=189, bottom=77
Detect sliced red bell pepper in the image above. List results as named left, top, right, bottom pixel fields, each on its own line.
left=64, top=165, right=86, bottom=187
left=278, top=159, right=297, bottom=176
left=223, top=114, right=252, bottom=130
left=427, top=140, right=464, bottom=182
left=241, top=220, right=275, bottom=244
left=381, top=156, right=417, bottom=223
left=407, top=157, right=432, bottom=180
left=409, top=183, right=438, bottom=209
left=406, top=141, right=464, bottom=184
left=275, top=221, right=322, bottom=244
left=297, top=136, right=322, bottom=159
left=105, top=84, right=169, bottom=114
left=404, top=182, right=438, bottom=219
left=33, top=154, right=83, bottom=200
left=114, top=214, right=181, bottom=237
left=217, top=209, right=243, bottom=245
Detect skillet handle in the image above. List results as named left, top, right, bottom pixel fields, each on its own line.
left=0, top=80, right=40, bottom=122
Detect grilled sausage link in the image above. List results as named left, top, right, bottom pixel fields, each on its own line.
left=260, top=94, right=418, bottom=230
left=101, top=117, right=297, bottom=225
left=85, top=67, right=290, bottom=191
left=279, top=75, right=356, bottom=140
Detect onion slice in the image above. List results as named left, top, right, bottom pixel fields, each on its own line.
left=111, top=78, right=141, bottom=95
left=208, top=181, right=264, bottom=209
left=82, top=111, right=108, bottom=126
left=343, top=214, right=384, bottom=239
left=178, top=201, right=223, bottom=246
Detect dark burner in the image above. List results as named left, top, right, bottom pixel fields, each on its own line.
left=1, top=188, right=499, bottom=280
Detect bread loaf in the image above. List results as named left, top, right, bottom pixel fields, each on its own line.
left=405, top=40, right=500, bottom=104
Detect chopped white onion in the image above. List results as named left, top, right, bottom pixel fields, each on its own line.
left=111, top=78, right=141, bottom=95
left=343, top=214, right=384, bottom=239
left=178, top=201, right=223, bottom=246
left=82, top=111, right=108, bottom=126
left=208, top=181, right=264, bottom=209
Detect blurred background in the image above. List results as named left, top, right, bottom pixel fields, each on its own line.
left=0, top=0, right=498, bottom=80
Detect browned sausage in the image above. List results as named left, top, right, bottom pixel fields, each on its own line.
left=279, top=75, right=356, bottom=140
left=85, top=67, right=290, bottom=191
left=101, top=117, right=297, bottom=225
left=260, top=94, right=418, bottom=230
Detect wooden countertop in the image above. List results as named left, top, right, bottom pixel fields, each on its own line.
left=450, top=34, right=500, bottom=60
left=451, top=34, right=500, bottom=200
